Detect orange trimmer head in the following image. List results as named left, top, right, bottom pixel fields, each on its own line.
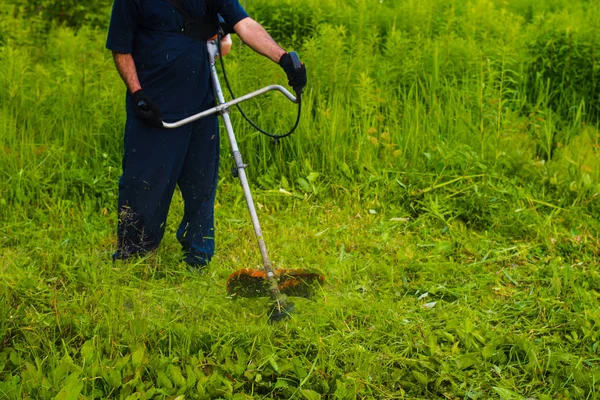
left=227, top=268, right=325, bottom=299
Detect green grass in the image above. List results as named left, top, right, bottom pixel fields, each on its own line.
left=2, top=190, right=600, bottom=398
left=1, top=0, right=600, bottom=398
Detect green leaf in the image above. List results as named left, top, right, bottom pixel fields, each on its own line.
left=169, top=365, right=186, bottom=387
left=570, top=384, right=585, bottom=398
left=492, top=386, right=525, bottom=400
left=457, top=355, right=478, bottom=370
left=339, top=161, right=353, bottom=180
left=114, top=354, right=131, bottom=371
left=23, top=362, right=40, bottom=382
left=53, top=357, right=74, bottom=385
left=411, top=370, right=429, bottom=384
left=80, top=340, right=95, bottom=363
left=268, top=356, right=280, bottom=373
left=157, top=371, right=173, bottom=390
left=292, top=360, right=307, bottom=380
left=334, top=379, right=348, bottom=399
left=186, top=364, right=197, bottom=388
left=131, top=347, right=145, bottom=368
left=482, top=344, right=495, bottom=359
left=301, top=389, right=322, bottom=400
left=306, top=172, right=320, bottom=183
left=274, top=379, right=289, bottom=389
left=9, top=351, right=19, bottom=366
left=297, top=177, right=312, bottom=193
left=104, top=368, right=121, bottom=388
left=55, top=373, right=83, bottom=400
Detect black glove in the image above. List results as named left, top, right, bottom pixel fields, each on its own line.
left=132, top=89, right=163, bottom=128
left=279, top=52, right=307, bottom=95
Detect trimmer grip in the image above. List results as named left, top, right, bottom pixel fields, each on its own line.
left=288, top=51, right=302, bottom=72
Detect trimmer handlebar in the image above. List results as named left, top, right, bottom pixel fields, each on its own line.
left=162, top=39, right=300, bottom=129
left=288, top=51, right=302, bottom=72
left=162, top=84, right=297, bottom=129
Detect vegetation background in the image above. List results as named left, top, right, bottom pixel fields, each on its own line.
left=1, top=0, right=599, bottom=398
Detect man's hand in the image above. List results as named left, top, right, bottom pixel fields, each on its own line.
left=133, top=90, right=163, bottom=128
left=279, top=53, right=307, bottom=95
left=217, top=34, right=232, bottom=58
left=112, top=52, right=163, bottom=127
left=233, top=18, right=307, bottom=94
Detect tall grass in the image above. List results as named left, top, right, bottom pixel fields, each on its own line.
left=1, top=0, right=598, bottom=217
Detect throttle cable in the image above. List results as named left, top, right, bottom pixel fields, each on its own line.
left=215, top=32, right=302, bottom=140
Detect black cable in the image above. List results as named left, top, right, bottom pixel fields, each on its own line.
left=216, top=32, right=302, bottom=140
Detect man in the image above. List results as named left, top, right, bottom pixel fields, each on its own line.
left=106, top=0, right=306, bottom=268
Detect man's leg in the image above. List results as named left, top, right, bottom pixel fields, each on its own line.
left=176, top=114, right=220, bottom=267
left=115, top=115, right=192, bottom=260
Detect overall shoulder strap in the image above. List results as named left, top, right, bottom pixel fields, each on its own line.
left=167, top=0, right=219, bottom=40
left=167, top=0, right=195, bottom=22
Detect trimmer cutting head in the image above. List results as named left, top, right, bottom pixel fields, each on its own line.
left=227, top=268, right=325, bottom=299
left=268, top=299, right=295, bottom=322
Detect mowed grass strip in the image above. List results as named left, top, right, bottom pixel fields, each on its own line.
left=2, top=189, right=599, bottom=398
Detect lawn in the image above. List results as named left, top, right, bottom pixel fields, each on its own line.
left=1, top=0, right=600, bottom=398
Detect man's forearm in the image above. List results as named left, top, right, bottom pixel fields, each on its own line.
left=112, top=52, right=142, bottom=93
left=233, top=18, right=286, bottom=63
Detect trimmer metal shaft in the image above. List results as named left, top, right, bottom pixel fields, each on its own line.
left=162, top=40, right=302, bottom=321
left=205, top=40, right=293, bottom=319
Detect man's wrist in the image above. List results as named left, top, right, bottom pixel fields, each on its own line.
left=275, top=50, right=287, bottom=64
left=132, top=89, right=141, bottom=97
left=129, top=85, right=142, bottom=94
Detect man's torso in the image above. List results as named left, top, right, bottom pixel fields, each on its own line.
left=107, top=0, right=247, bottom=119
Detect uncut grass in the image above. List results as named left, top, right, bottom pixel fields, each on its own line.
left=2, top=0, right=600, bottom=209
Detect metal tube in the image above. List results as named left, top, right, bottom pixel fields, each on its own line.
left=163, top=85, right=297, bottom=129
left=205, top=40, right=284, bottom=302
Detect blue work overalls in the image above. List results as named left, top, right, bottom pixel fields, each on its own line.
left=106, top=0, right=248, bottom=266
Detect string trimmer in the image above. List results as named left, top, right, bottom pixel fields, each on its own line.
left=162, top=39, right=324, bottom=322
